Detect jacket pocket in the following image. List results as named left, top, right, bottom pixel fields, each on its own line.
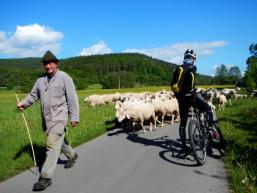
left=52, top=86, right=64, bottom=98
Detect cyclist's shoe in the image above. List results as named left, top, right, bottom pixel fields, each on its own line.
left=209, top=129, right=220, bottom=141
left=177, top=146, right=191, bottom=158
left=181, top=145, right=191, bottom=153
left=33, top=177, right=52, bottom=191
left=64, top=153, right=78, bottom=169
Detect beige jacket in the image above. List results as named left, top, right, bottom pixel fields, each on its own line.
left=22, top=70, right=79, bottom=134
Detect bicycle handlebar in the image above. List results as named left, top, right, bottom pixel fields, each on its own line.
left=185, top=89, right=197, bottom=97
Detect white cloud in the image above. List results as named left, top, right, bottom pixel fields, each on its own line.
left=0, top=23, right=63, bottom=57
left=0, top=31, right=6, bottom=40
left=213, top=64, right=219, bottom=70
left=124, top=41, right=229, bottom=64
left=79, top=41, right=112, bottom=56
left=227, top=64, right=236, bottom=69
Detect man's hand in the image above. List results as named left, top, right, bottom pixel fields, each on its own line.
left=17, top=102, right=25, bottom=111
left=71, top=121, right=78, bottom=128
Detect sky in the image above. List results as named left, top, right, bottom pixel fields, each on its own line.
left=0, top=0, right=256, bottom=76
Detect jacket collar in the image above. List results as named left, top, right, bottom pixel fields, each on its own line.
left=44, top=69, right=60, bottom=89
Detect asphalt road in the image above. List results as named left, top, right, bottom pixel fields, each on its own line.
left=0, top=123, right=229, bottom=193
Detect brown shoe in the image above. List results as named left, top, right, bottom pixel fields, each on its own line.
left=64, top=153, right=78, bottom=169
left=33, top=177, right=52, bottom=191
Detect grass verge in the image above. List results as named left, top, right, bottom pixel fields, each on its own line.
left=217, top=98, right=257, bottom=193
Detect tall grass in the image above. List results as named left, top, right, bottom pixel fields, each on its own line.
left=0, top=93, right=43, bottom=180
left=217, top=98, right=257, bottom=193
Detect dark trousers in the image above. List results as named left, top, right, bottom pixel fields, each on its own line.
left=176, top=94, right=214, bottom=147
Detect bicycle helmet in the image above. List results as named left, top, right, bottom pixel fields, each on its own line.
left=184, top=49, right=196, bottom=60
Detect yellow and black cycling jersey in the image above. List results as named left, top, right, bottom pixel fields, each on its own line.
left=171, top=64, right=197, bottom=95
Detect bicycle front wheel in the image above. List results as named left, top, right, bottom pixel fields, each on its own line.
left=188, top=119, right=207, bottom=165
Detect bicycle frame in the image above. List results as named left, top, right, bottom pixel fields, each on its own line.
left=190, top=107, right=208, bottom=130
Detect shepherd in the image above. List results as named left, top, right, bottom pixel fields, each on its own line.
left=17, top=50, right=79, bottom=191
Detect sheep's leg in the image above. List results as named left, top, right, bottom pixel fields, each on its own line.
left=174, top=111, right=180, bottom=123
left=170, top=114, right=174, bottom=125
left=142, top=126, right=147, bottom=134
left=153, top=115, right=157, bottom=130
left=156, top=116, right=162, bottom=124
left=149, top=122, right=153, bottom=132
left=132, top=122, right=136, bottom=133
left=140, top=119, right=147, bottom=134
left=149, top=116, right=154, bottom=132
left=161, top=114, right=165, bottom=127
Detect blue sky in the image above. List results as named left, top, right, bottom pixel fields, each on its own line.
left=0, top=0, right=256, bottom=75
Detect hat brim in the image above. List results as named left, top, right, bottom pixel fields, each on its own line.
left=41, top=59, right=60, bottom=63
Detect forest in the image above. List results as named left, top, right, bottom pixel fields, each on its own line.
left=0, top=53, right=226, bottom=92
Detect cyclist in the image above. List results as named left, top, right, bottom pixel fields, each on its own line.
left=171, top=49, right=219, bottom=151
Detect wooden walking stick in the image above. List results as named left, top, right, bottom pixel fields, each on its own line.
left=15, top=93, right=38, bottom=175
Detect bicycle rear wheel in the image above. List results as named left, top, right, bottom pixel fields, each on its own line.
left=188, top=119, right=208, bottom=165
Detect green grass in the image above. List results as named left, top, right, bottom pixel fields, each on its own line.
left=217, top=98, right=257, bottom=193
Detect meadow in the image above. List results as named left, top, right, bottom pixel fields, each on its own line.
left=0, top=86, right=256, bottom=193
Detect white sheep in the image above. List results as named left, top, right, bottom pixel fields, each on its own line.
left=83, top=94, right=105, bottom=107
left=116, top=101, right=156, bottom=134
left=150, top=99, right=166, bottom=127
left=163, top=98, right=180, bottom=125
left=221, top=88, right=236, bottom=105
left=101, top=93, right=121, bottom=103
left=84, top=93, right=121, bottom=107
left=235, top=94, right=248, bottom=99
left=218, top=94, right=227, bottom=110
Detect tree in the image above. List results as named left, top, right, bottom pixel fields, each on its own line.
left=228, top=66, right=241, bottom=78
left=215, top=64, right=228, bottom=84
left=249, top=43, right=257, bottom=56
left=228, top=66, right=241, bottom=84
left=244, top=43, right=257, bottom=90
left=214, top=64, right=241, bottom=85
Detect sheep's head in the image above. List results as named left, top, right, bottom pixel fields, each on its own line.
left=116, top=109, right=130, bottom=122
left=83, top=97, right=89, bottom=103
left=230, top=90, right=236, bottom=95
left=115, top=101, right=122, bottom=110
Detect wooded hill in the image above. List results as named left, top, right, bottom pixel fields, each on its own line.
left=0, top=53, right=214, bottom=92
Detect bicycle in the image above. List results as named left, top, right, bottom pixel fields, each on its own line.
left=186, top=93, right=224, bottom=165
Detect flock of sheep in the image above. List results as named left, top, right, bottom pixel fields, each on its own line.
left=83, top=87, right=246, bottom=134
left=198, top=87, right=247, bottom=110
